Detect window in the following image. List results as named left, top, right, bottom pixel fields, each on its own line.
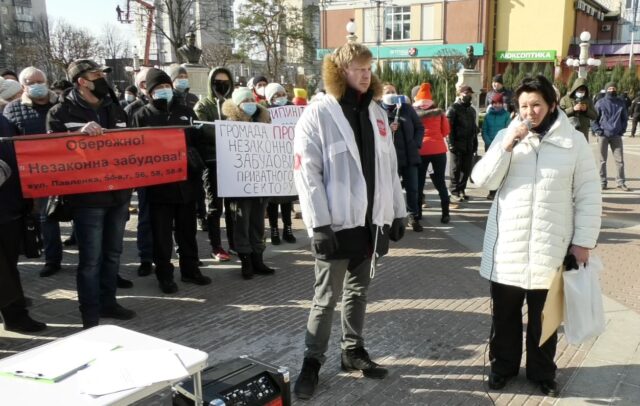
left=389, top=60, right=409, bottom=71
left=420, top=60, right=434, bottom=73
left=363, top=7, right=380, bottom=43
left=422, top=3, right=443, bottom=40
left=385, top=6, right=410, bottom=41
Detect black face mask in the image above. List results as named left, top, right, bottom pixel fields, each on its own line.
left=531, top=108, right=559, bottom=136
left=150, top=98, right=169, bottom=111
left=213, top=80, right=231, bottom=97
left=461, top=95, right=472, bottom=104
left=607, top=91, right=617, bottom=98
left=90, top=77, right=111, bottom=99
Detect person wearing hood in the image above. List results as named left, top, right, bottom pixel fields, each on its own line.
left=559, top=78, right=596, bottom=141
left=471, top=75, right=601, bottom=397
left=447, top=85, right=478, bottom=202
left=194, top=67, right=235, bottom=262
left=221, top=87, right=276, bottom=280
left=592, top=82, right=631, bottom=191
left=46, top=59, right=136, bottom=329
left=168, top=64, right=199, bottom=109
left=263, top=82, right=297, bottom=245
left=124, top=67, right=150, bottom=118
left=3, top=67, right=62, bottom=278
left=413, top=83, right=451, bottom=223
left=130, top=68, right=211, bottom=294
left=292, top=42, right=406, bottom=400
left=482, top=93, right=511, bottom=200
left=250, top=75, right=269, bottom=104
left=381, top=82, right=424, bottom=231
left=120, top=85, right=138, bottom=108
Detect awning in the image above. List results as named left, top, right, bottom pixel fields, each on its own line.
left=568, top=43, right=640, bottom=57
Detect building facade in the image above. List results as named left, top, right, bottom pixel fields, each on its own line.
left=0, top=0, right=48, bottom=71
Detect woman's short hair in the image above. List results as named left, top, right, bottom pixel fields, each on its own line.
left=515, top=75, right=557, bottom=108
left=331, top=43, right=373, bottom=70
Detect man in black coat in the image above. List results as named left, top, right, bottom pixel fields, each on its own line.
left=46, top=59, right=136, bottom=329
left=130, top=68, right=211, bottom=294
left=446, top=85, right=478, bottom=201
left=381, top=82, right=424, bottom=231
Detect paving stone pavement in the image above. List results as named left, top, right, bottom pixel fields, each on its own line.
left=1, top=136, right=639, bottom=405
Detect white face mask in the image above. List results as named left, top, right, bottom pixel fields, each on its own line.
left=256, top=87, right=265, bottom=97
left=575, top=91, right=585, bottom=98
left=382, top=93, right=398, bottom=106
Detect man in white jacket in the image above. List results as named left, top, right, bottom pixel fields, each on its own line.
left=292, top=42, right=407, bottom=400
left=471, top=75, right=601, bottom=397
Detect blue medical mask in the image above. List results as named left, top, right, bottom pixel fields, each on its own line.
left=125, top=94, right=135, bottom=102
left=241, top=102, right=257, bottom=116
left=28, top=83, right=48, bottom=98
left=273, top=97, right=288, bottom=106
left=153, top=88, right=173, bottom=103
left=174, top=78, right=189, bottom=92
left=382, top=93, right=398, bottom=106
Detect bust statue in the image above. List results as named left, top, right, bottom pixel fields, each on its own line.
left=462, top=45, right=478, bottom=70
left=177, top=33, right=202, bottom=65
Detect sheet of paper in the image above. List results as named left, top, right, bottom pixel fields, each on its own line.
left=79, top=349, right=189, bottom=396
left=0, top=338, right=117, bottom=382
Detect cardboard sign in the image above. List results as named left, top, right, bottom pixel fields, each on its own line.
left=14, top=128, right=187, bottom=198
left=215, top=120, right=296, bottom=198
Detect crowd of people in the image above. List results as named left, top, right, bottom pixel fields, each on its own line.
left=0, top=38, right=629, bottom=399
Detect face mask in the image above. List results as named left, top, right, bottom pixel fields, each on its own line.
left=608, top=91, right=617, bottom=97
left=153, top=88, right=173, bottom=103
left=174, top=78, right=189, bottom=92
left=462, top=95, right=472, bottom=104
left=256, top=87, right=265, bottom=97
left=273, top=97, right=288, bottom=106
left=89, top=77, right=111, bottom=99
left=382, top=93, right=398, bottom=106
left=125, top=94, right=135, bottom=102
left=241, top=102, right=257, bottom=116
left=28, top=83, right=48, bottom=98
left=213, top=80, right=231, bottom=97
left=575, top=91, right=585, bottom=98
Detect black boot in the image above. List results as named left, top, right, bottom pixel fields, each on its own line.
left=116, top=274, right=133, bottom=289
left=238, top=253, right=254, bottom=279
left=282, top=225, right=296, bottom=243
left=294, top=357, right=321, bottom=400
left=181, top=269, right=212, bottom=285
left=341, top=347, right=388, bottom=379
left=270, top=227, right=281, bottom=245
left=250, top=252, right=275, bottom=275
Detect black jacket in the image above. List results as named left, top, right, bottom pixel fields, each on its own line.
left=446, top=100, right=478, bottom=154
left=383, top=102, right=424, bottom=167
left=130, top=100, right=202, bottom=204
left=3, top=92, right=58, bottom=135
left=0, top=115, right=27, bottom=224
left=46, top=88, right=132, bottom=208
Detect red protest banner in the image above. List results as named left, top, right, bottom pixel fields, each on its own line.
left=14, top=127, right=188, bottom=198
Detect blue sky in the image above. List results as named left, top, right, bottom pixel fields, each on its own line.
left=45, top=0, right=134, bottom=38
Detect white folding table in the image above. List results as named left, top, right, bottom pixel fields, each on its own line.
left=0, top=324, right=208, bottom=405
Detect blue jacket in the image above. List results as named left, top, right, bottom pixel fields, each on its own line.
left=0, top=115, right=27, bottom=224
left=592, top=93, right=628, bottom=137
left=3, top=91, right=58, bottom=135
left=482, top=107, right=510, bottom=149
left=383, top=102, right=424, bottom=167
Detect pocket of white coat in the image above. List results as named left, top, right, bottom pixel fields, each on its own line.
left=328, top=141, right=348, bottom=157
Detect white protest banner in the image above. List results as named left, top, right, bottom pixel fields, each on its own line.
left=215, top=120, right=297, bottom=197
left=268, top=105, right=305, bottom=125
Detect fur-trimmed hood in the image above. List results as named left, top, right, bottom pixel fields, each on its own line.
left=322, top=54, right=382, bottom=101
left=20, top=90, right=58, bottom=107
left=415, top=107, right=444, bottom=119
left=221, top=99, right=271, bottom=123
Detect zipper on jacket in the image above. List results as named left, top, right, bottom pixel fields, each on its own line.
left=527, top=139, right=541, bottom=289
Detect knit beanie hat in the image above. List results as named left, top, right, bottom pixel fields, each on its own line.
left=0, top=69, right=18, bottom=80
left=125, top=85, right=138, bottom=95
left=232, top=87, right=254, bottom=105
left=145, top=68, right=173, bottom=94
left=135, top=67, right=150, bottom=89
left=491, top=93, right=504, bottom=104
left=251, top=75, right=268, bottom=87
left=414, top=83, right=432, bottom=101
left=168, top=64, right=188, bottom=81
left=0, top=78, right=22, bottom=100
left=492, top=74, right=504, bottom=84
left=265, top=83, right=285, bottom=102
left=605, top=81, right=617, bottom=90
left=293, top=88, right=307, bottom=99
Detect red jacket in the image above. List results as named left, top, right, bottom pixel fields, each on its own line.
left=416, top=107, right=450, bottom=156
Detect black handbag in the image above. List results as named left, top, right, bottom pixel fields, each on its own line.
left=46, top=195, right=73, bottom=222
left=22, top=213, right=42, bottom=259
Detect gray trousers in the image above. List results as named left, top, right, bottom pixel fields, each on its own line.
left=229, top=198, right=267, bottom=254
left=597, top=136, right=625, bottom=186
left=304, top=257, right=371, bottom=363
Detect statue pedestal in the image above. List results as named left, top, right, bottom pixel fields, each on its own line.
left=184, top=65, right=209, bottom=101
left=456, top=69, right=482, bottom=111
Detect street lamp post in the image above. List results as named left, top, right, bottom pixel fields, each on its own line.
left=346, top=19, right=357, bottom=43
left=566, top=31, right=601, bottom=79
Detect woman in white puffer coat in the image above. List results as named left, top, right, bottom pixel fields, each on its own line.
left=471, top=75, right=601, bottom=397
